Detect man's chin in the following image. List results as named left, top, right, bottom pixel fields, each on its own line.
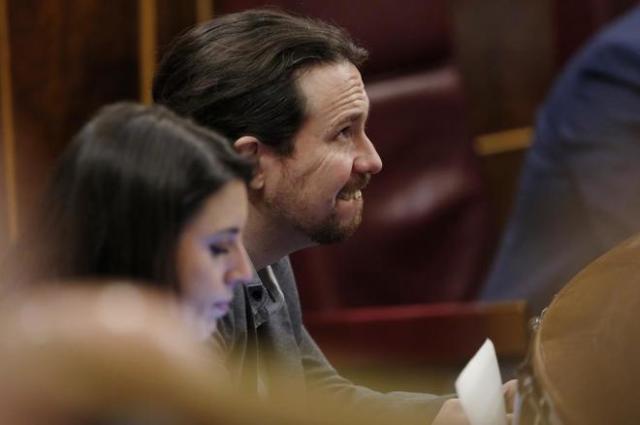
left=307, top=214, right=362, bottom=245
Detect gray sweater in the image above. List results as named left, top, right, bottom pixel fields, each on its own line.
left=217, top=256, right=448, bottom=423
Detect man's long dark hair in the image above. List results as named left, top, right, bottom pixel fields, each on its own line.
left=153, top=8, right=368, bottom=155
left=6, top=102, right=252, bottom=291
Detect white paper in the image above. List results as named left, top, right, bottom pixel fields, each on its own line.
left=455, top=338, right=507, bottom=425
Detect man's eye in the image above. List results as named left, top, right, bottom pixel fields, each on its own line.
left=209, top=244, right=229, bottom=256
left=336, top=126, right=352, bottom=139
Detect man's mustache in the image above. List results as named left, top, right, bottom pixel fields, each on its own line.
left=341, top=174, right=371, bottom=193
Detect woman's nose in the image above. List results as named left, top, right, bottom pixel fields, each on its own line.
left=225, top=243, right=253, bottom=287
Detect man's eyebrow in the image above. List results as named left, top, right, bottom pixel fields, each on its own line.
left=333, top=112, right=364, bottom=128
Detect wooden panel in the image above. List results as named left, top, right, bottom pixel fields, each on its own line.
left=480, top=148, right=527, bottom=241
left=450, top=0, right=555, bottom=135
left=475, top=127, right=531, bottom=239
left=7, top=0, right=139, bottom=237
left=195, top=0, right=213, bottom=22
left=0, top=0, right=14, bottom=253
left=0, top=75, right=7, bottom=254
left=156, top=0, right=197, bottom=61
left=475, top=127, right=532, bottom=156
left=139, top=0, right=157, bottom=104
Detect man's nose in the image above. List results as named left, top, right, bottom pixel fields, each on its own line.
left=354, top=134, right=383, bottom=175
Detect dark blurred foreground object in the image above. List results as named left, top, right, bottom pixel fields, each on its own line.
left=482, top=5, right=640, bottom=313
left=516, top=233, right=640, bottom=425
left=0, top=284, right=426, bottom=425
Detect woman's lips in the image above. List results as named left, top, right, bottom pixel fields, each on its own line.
left=211, top=301, right=231, bottom=318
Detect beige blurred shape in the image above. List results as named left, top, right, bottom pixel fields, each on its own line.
left=0, top=282, right=407, bottom=425
left=0, top=282, right=230, bottom=424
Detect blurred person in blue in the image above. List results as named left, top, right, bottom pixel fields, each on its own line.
left=481, top=5, right=640, bottom=313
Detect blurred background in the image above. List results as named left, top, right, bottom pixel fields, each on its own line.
left=1, top=0, right=637, bottom=393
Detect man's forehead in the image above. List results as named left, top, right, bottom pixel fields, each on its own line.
left=296, top=62, right=369, bottom=116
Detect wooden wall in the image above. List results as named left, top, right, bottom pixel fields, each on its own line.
left=451, top=0, right=637, bottom=136
left=0, top=0, right=204, bottom=254
left=1, top=0, right=14, bottom=253
left=450, top=0, right=555, bottom=136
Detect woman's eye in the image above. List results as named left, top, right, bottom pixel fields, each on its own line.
left=209, top=244, right=229, bottom=256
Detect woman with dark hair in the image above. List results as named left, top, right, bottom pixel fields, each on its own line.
left=0, top=110, right=440, bottom=425
left=8, top=102, right=253, bottom=336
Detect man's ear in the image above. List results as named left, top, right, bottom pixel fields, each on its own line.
left=234, top=136, right=265, bottom=191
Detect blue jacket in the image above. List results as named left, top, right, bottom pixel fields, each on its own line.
left=481, top=6, right=640, bottom=313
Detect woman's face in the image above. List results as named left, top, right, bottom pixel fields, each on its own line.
left=175, top=180, right=252, bottom=336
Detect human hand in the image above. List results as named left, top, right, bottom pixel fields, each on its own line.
left=432, top=398, right=470, bottom=425
left=432, top=380, right=518, bottom=425
left=503, top=379, right=518, bottom=414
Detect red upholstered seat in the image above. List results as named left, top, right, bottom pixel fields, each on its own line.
left=305, top=301, right=527, bottom=365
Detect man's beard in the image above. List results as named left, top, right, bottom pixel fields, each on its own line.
left=263, top=188, right=363, bottom=245
left=303, top=207, right=362, bottom=244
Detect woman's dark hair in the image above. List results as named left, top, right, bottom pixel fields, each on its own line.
left=153, top=8, right=368, bottom=155
left=8, top=102, right=252, bottom=291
